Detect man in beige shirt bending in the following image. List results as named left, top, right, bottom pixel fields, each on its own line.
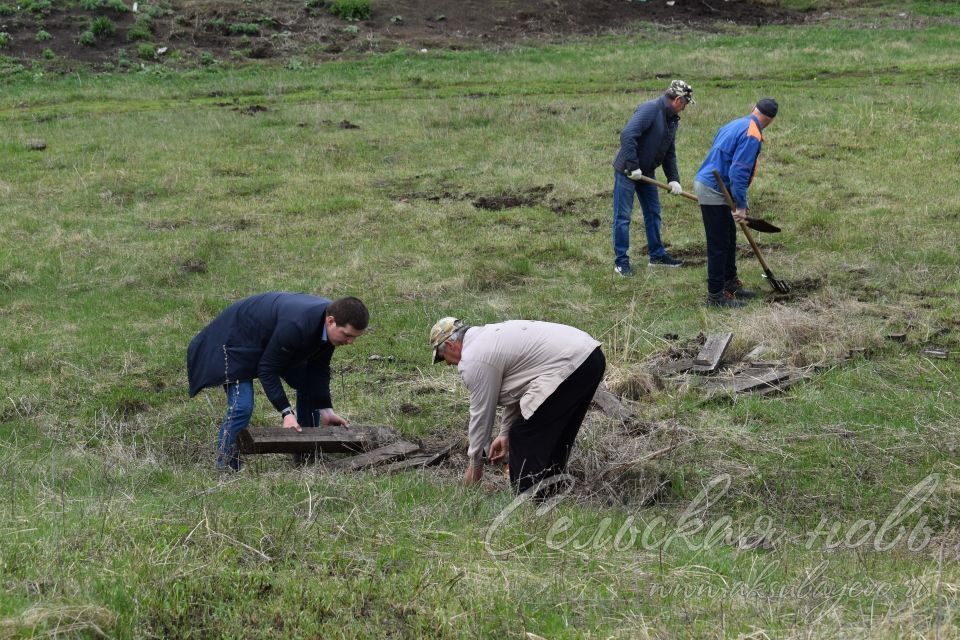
left=430, top=317, right=606, bottom=495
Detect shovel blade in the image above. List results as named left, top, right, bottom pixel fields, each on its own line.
left=745, top=216, right=781, bottom=233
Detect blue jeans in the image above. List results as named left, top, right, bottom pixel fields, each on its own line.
left=216, top=377, right=325, bottom=470
left=217, top=381, right=254, bottom=470
left=612, top=170, right=667, bottom=267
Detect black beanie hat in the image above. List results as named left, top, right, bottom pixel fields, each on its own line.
left=756, top=98, right=779, bottom=118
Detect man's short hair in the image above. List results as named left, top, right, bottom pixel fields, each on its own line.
left=327, top=296, right=369, bottom=330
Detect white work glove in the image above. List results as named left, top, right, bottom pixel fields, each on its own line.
left=667, top=181, right=682, bottom=195
left=627, top=169, right=644, bottom=181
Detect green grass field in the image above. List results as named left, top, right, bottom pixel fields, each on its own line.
left=1, top=2, right=958, bottom=638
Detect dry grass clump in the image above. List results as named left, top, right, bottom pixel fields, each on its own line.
left=724, top=294, right=889, bottom=366
left=569, top=412, right=694, bottom=505
left=0, top=605, right=115, bottom=638
left=603, top=367, right=664, bottom=400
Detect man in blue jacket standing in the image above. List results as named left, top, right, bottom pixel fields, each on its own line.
left=694, top=98, right=779, bottom=308
left=611, top=79, right=695, bottom=276
left=187, top=292, right=368, bottom=469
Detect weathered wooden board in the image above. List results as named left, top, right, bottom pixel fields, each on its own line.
left=591, top=384, right=634, bottom=421
left=381, top=441, right=458, bottom=472
left=237, top=424, right=397, bottom=455
left=237, top=426, right=368, bottom=455
left=691, top=332, right=733, bottom=373
left=379, top=453, right=436, bottom=472
left=329, top=440, right=420, bottom=472
left=647, top=357, right=696, bottom=376
left=701, top=368, right=792, bottom=395
left=754, top=372, right=808, bottom=396
left=728, top=369, right=791, bottom=394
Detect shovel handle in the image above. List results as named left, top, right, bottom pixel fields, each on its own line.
left=710, top=170, right=775, bottom=274
left=632, top=173, right=700, bottom=203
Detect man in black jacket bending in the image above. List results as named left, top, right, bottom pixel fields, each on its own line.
left=611, top=79, right=695, bottom=276
left=187, top=292, right=368, bottom=470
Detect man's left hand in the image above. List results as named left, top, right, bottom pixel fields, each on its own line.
left=667, top=181, right=683, bottom=195
left=320, top=408, right=349, bottom=426
left=463, top=463, right=484, bottom=485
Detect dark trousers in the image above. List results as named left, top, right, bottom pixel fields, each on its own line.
left=700, top=203, right=738, bottom=295
left=281, top=365, right=329, bottom=465
left=280, top=365, right=328, bottom=429
left=508, top=347, right=606, bottom=494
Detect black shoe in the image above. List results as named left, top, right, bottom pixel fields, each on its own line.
left=648, top=254, right=683, bottom=268
left=706, top=291, right=746, bottom=308
left=725, top=278, right=757, bottom=299
left=614, top=264, right=635, bottom=277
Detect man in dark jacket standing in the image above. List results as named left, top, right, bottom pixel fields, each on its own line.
left=187, top=292, right=368, bottom=470
left=611, top=79, right=695, bottom=276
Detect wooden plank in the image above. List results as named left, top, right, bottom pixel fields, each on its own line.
left=729, top=369, right=791, bottom=394
left=382, top=441, right=458, bottom=472
left=237, top=426, right=371, bottom=455
left=329, top=440, right=420, bottom=472
left=647, top=357, right=696, bottom=376
left=754, top=372, right=809, bottom=396
left=691, top=332, right=733, bottom=373
left=591, top=384, right=634, bottom=421
left=920, top=347, right=949, bottom=359
left=379, top=454, right=437, bottom=473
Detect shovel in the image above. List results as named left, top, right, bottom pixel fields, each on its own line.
left=710, top=169, right=790, bottom=294
left=633, top=174, right=780, bottom=233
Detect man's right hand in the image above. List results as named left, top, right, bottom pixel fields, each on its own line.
left=733, top=208, right=748, bottom=222
left=282, top=413, right=302, bottom=432
left=627, top=169, right=644, bottom=181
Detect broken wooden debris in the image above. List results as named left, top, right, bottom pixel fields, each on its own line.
left=380, top=442, right=458, bottom=472
left=885, top=333, right=907, bottom=343
left=702, top=367, right=792, bottom=395
left=744, top=344, right=770, bottom=362
left=646, top=357, right=696, bottom=376
left=920, top=346, right=949, bottom=359
left=640, top=331, right=825, bottom=399
left=591, top=383, right=634, bottom=421
left=753, top=371, right=809, bottom=396
left=691, top=332, right=733, bottom=373
left=237, top=424, right=397, bottom=455
left=329, top=440, right=420, bottom=472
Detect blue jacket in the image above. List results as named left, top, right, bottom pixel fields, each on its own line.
left=187, top=292, right=335, bottom=412
left=695, top=113, right=765, bottom=210
left=612, top=95, right=681, bottom=182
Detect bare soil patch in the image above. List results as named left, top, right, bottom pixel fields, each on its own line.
left=1, top=1, right=809, bottom=68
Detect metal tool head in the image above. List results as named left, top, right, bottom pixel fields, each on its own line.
left=763, top=273, right=791, bottom=294
left=744, top=216, right=781, bottom=234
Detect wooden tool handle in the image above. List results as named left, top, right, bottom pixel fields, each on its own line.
left=635, top=174, right=700, bottom=203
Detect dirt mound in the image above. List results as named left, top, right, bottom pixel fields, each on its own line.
left=0, top=0, right=808, bottom=69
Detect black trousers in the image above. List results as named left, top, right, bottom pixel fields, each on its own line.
left=508, top=347, right=606, bottom=494
left=700, top=203, right=738, bottom=295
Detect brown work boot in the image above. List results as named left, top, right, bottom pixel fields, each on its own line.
left=706, top=291, right=746, bottom=308
left=724, top=278, right=757, bottom=300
